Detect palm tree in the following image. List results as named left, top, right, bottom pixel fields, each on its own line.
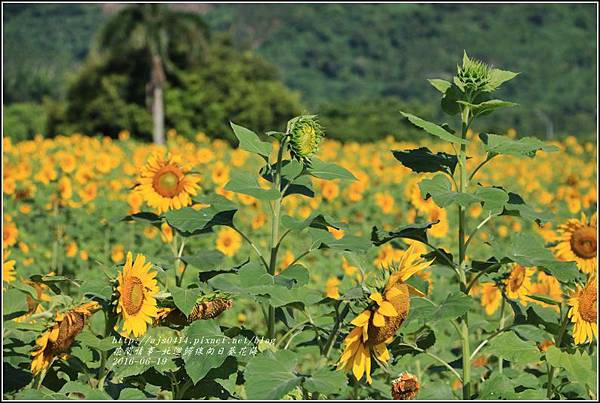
left=96, top=4, right=209, bottom=144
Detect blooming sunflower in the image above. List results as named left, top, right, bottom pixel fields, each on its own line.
left=3, top=249, right=16, bottom=283
left=137, top=152, right=201, bottom=214
left=479, top=282, right=502, bottom=316
left=567, top=274, right=597, bottom=344
left=114, top=252, right=160, bottom=338
left=554, top=213, right=597, bottom=274
left=31, top=301, right=99, bottom=375
left=529, top=271, right=563, bottom=312
left=338, top=245, right=432, bottom=384
left=504, top=264, right=535, bottom=305
left=215, top=227, right=242, bottom=257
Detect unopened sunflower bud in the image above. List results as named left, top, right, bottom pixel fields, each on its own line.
left=287, top=115, right=324, bottom=164
left=391, top=372, right=420, bottom=400
left=456, top=51, right=491, bottom=92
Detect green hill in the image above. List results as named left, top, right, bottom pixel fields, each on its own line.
left=3, top=3, right=597, bottom=140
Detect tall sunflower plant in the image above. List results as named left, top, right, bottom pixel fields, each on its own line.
left=348, top=52, right=595, bottom=399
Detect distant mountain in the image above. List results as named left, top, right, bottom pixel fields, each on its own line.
left=3, top=3, right=597, bottom=137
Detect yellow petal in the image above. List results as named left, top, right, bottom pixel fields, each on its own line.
left=370, top=292, right=383, bottom=305
left=373, top=312, right=386, bottom=327
left=377, top=301, right=398, bottom=317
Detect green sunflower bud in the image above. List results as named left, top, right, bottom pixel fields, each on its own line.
left=286, top=115, right=324, bottom=164
left=456, top=51, right=492, bottom=93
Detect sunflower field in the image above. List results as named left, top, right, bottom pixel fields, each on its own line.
left=2, top=54, right=598, bottom=400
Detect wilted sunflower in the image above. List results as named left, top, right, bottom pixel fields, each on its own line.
left=31, top=301, right=99, bottom=375
left=287, top=115, right=324, bottom=164
left=114, top=252, right=160, bottom=338
left=554, top=213, right=597, bottom=274
left=137, top=152, right=201, bottom=214
left=391, top=372, right=420, bottom=400
left=153, top=294, right=233, bottom=326
left=3, top=249, right=16, bottom=283
left=567, top=274, right=597, bottom=344
left=338, top=245, right=432, bottom=384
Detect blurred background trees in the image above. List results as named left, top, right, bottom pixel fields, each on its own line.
left=3, top=3, right=597, bottom=143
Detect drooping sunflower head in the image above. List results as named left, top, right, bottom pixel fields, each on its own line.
left=114, top=252, right=160, bottom=338
left=391, top=372, right=420, bottom=400
left=153, top=292, right=233, bottom=326
left=568, top=274, right=597, bottom=345
left=383, top=244, right=433, bottom=293
left=338, top=246, right=432, bottom=384
left=504, top=264, right=535, bottom=304
left=456, top=51, right=492, bottom=92
left=287, top=115, right=324, bottom=164
left=554, top=213, right=597, bottom=274
left=31, top=301, right=100, bottom=375
left=137, top=152, right=201, bottom=214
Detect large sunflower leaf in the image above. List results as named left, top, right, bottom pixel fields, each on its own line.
left=392, top=147, right=459, bottom=174
left=230, top=122, right=272, bottom=158
left=400, top=111, right=468, bottom=144
left=244, top=350, right=303, bottom=400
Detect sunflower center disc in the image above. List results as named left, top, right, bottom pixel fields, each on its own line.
left=124, top=277, right=145, bottom=315
left=570, top=226, right=597, bottom=259
left=579, top=286, right=597, bottom=323
left=509, top=268, right=525, bottom=291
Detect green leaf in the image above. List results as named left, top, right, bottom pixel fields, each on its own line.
left=501, top=191, right=553, bottom=225
left=119, top=389, right=147, bottom=399
left=307, top=158, right=356, bottom=181
left=311, top=230, right=371, bottom=252
left=428, top=78, right=452, bottom=93
left=276, top=264, right=309, bottom=287
left=303, top=367, right=346, bottom=395
left=457, top=99, right=517, bottom=116
left=487, top=68, right=519, bottom=90
left=440, top=83, right=463, bottom=115
left=3, top=288, right=29, bottom=319
left=392, top=147, right=458, bottom=174
left=419, top=174, right=478, bottom=208
left=370, top=221, right=438, bottom=246
left=165, top=202, right=237, bottom=234
left=230, top=121, right=272, bottom=158
left=400, top=111, right=468, bottom=144
left=59, top=381, right=112, bottom=400
left=545, top=346, right=595, bottom=387
left=474, top=186, right=509, bottom=215
left=480, top=133, right=558, bottom=158
left=281, top=212, right=342, bottom=233
left=245, top=350, right=303, bottom=400
left=80, top=278, right=113, bottom=301
left=180, top=251, right=224, bottom=271
left=77, top=330, right=117, bottom=352
left=487, top=331, right=540, bottom=364
left=409, top=292, right=473, bottom=323
left=120, top=212, right=162, bottom=225
left=478, top=373, right=517, bottom=399
left=182, top=319, right=236, bottom=384
left=170, top=286, right=203, bottom=316
left=495, top=233, right=581, bottom=283
left=225, top=171, right=281, bottom=200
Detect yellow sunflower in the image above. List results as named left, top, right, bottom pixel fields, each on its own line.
left=137, top=152, right=201, bottom=214
left=338, top=245, right=432, bottom=384
left=480, top=282, right=502, bottom=316
left=554, top=213, right=597, bottom=274
left=504, top=264, right=535, bottom=305
left=215, top=227, right=242, bottom=257
left=31, top=301, right=99, bottom=375
left=115, top=252, right=160, bottom=338
left=529, top=271, right=563, bottom=312
left=3, top=249, right=16, bottom=283
left=567, top=274, right=597, bottom=344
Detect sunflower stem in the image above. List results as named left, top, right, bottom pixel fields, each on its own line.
left=458, top=104, right=472, bottom=400
left=267, top=137, right=287, bottom=340
left=323, top=302, right=350, bottom=358
left=546, top=306, right=570, bottom=398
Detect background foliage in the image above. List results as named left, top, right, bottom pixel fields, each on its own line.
left=3, top=3, right=597, bottom=141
